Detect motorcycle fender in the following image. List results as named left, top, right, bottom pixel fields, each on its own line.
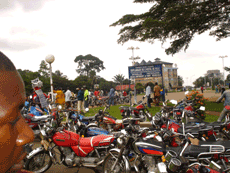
left=26, top=147, right=44, bottom=159
left=108, top=148, right=131, bottom=172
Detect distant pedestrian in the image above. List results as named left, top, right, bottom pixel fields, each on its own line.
left=123, top=91, right=127, bottom=96
left=108, top=87, right=115, bottom=106
left=165, top=88, right=168, bottom=96
left=201, top=86, right=204, bottom=93
left=84, top=86, right=89, bottom=109
left=65, top=87, right=72, bottom=109
left=215, top=85, right=218, bottom=93
left=229, top=83, right=230, bottom=89
left=154, top=82, right=161, bottom=106
left=146, top=83, right=152, bottom=108
left=218, top=85, right=221, bottom=93
left=77, top=87, right=85, bottom=113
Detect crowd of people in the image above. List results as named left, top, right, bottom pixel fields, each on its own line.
left=49, top=86, right=129, bottom=114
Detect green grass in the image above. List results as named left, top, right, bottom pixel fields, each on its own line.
left=205, top=101, right=223, bottom=112
left=205, top=114, right=219, bottom=122
left=84, top=105, right=162, bottom=119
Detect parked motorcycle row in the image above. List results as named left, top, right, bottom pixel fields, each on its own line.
left=21, top=91, right=230, bottom=173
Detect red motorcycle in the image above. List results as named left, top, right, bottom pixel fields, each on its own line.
left=119, top=96, right=153, bottom=122
left=24, top=122, right=116, bottom=173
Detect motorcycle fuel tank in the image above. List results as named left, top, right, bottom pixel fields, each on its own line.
left=134, top=138, right=164, bottom=156
left=86, top=127, right=110, bottom=137
left=52, top=130, right=80, bottom=147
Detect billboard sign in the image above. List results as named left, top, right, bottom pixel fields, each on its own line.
left=128, top=64, right=162, bottom=79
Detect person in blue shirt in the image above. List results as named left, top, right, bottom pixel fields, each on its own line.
left=108, top=87, right=115, bottom=106
left=77, top=87, right=85, bottom=114
left=216, top=90, right=230, bottom=122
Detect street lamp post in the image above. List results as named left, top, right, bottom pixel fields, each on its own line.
left=45, top=54, right=55, bottom=102
left=219, top=55, right=228, bottom=86
left=128, top=46, right=140, bottom=104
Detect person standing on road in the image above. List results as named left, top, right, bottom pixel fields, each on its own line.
left=146, top=83, right=152, bottom=108
left=77, top=87, right=85, bottom=114
left=215, top=85, right=218, bottom=93
left=201, top=86, right=204, bottom=93
left=216, top=90, right=230, bottom=122
left=84, top=86, right=89, bottom=109
left=65, top=87, right=72, bottom=109
left=108, top=87, right=115, bottom=106
left=154, top=82, right=161, bottom=106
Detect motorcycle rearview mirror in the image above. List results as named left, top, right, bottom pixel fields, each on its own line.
left=170, top=100, right=178, bottom=105
left=199, top=106, right=205, bottom=111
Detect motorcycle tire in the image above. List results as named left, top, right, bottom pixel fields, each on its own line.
left=24, top=150, right=52, bottom=173
left=103, top=151, right=130, bottom=173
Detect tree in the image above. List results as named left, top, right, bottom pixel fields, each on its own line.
left=110, top=0, right=230, bottom=55
left=123, top=78, right=131, bottom=85
left=178, top=75, right=184, bottom=86
left=38, top=60, right=49, bottom=78
left=135, top=83, right=144, bottom=93
left=113, top=74, right=125, bottom=84
left=74, top=54, right=105, bottom=77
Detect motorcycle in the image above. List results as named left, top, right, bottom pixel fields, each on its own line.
left=119, top=96, right=153, bottom=122
left=24, top=120, right=116, bottom=173
left=103, top=123, right=230, bottom=173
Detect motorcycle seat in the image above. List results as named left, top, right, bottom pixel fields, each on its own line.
left=82, top=116, right=96, bottom=122
left=199, top=140, right=230, bottom=150
left=183, top=145, right=210, bottom=158
left=177, top=127, right=199, bottom=135
left=79, top=135, right=114, bottom=147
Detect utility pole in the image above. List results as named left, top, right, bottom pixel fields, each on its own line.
left=219, top=55, right=228, bottom=86
left=128, top=46, right=140, bottom=104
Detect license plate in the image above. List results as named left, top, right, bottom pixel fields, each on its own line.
left=41, top=140, right=49, bottom=150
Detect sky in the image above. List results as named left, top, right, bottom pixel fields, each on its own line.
left=1, top=0, right=230, bottom=86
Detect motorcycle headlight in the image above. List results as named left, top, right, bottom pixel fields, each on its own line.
left=117, top=137, right=123, bottom=145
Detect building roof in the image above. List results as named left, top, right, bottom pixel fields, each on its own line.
left=133, top=58, right=173, bottom=66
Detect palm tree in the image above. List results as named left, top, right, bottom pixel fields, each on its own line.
left=113, top=74, right=125, bottom=91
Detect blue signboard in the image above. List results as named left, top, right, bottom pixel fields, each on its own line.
left=128, top=64, right=162, bottom=79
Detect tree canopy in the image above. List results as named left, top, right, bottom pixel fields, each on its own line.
left=74, top=54, right=105, bottom=77
left=111, top=0, right=230, bottom=55
left=113, top=74, right=125, bottom=84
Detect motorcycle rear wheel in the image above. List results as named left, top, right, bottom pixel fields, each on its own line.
left=25, top=150, right=52, bottom=173
left=103, top=151, right=130, bottom=173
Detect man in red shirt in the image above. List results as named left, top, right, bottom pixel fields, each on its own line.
left=201, top=86, right=204, bottom=93
left=94, top=89, right=100, bottom=97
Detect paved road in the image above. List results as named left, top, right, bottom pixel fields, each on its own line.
left=131, top=90, right=222, bottom=103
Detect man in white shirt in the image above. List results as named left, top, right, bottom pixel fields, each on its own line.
left=65, top=87, right=72, bottom=108
left=146, top=83, right=152, bottom=108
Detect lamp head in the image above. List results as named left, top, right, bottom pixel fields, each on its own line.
left=45, top=54, right=55, bottom=64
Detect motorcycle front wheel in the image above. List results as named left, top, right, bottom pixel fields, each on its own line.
left=103, top=151, right=130, bottom=173
left=25, top=150, right=52, bottom=173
